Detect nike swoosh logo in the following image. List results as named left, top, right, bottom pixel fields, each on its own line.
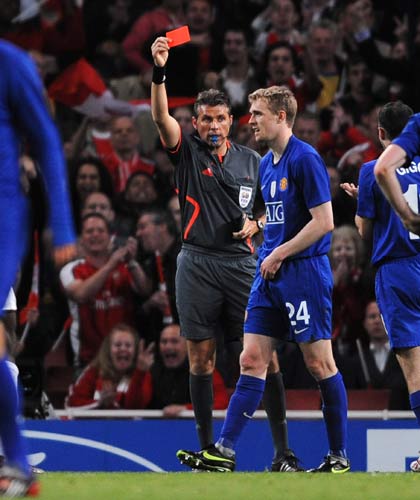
left=331, top=465, right=350, bottom=474
left=294, top=327, right=309, bottom=335
left=243, top=412, right=253, bottom=419
left=202, top=451, right=234, bottom=463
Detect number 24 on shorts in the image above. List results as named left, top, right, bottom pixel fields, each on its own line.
left=286, top=300, right=310, bottom=335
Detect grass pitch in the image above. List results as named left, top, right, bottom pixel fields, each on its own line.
left=37, top=472, right=419, bottom=500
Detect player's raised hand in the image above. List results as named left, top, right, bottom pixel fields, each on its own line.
left=151, top=37, right=170, bottom=67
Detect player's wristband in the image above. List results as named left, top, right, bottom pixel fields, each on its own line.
left=152, top=65, right=166, bottom=84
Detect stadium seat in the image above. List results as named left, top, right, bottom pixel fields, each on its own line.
left=43, top=337, right=74, bottom=409
left=285, top=389, right=321, bottom=410
left=347, top=389, right=390, bottom=410
left=44, top=366, right=74, bottom=409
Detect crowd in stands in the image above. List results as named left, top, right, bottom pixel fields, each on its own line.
left=4, top=0, right=418, bottom=413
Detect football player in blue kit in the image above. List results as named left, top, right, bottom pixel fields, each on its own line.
left=177, top=86, right=349, bottom=473
left=354, top=102, right=420, bottom=471
left=0, top=3, right=76, bottom=493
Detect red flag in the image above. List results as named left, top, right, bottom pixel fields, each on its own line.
left=48, top=59, right=135, bottom=117
left=19, top=231, right=40, bottom=325
left=131, top=97, right=196, bottom=110
left=48, top=58, right=107, bottom=107
left=48, top=58, right=195, bottom=118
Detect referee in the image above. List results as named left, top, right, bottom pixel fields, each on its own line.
left=151, top=36, right=300, bottom=472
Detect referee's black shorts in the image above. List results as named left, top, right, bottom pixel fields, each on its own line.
left=176, top=248, right=256, bottom=341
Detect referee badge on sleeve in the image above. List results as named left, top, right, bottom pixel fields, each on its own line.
left=239, top=186, right=253, bottom=208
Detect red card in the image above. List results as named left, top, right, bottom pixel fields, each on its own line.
left=166, top=26, right=191, bottom=48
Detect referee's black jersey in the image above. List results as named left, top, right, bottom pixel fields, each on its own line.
left=168, top=133, right=261, bottom=255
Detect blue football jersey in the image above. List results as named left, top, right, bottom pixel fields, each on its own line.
left=258, top=135, right=331, bottom=260
left=0, top=40, right=75, bottom=247
left=358, top=158, right=420, bottom=266
left=393, top=113, right=420, bottom=159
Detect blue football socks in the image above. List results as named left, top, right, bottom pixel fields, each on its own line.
left=217, top=374, right=265, bottom=452
left=409, top=390, right=420, bottom=425
left=318, top=371, right=348, bottom=458
left=0, top=356, right=30, bottom=476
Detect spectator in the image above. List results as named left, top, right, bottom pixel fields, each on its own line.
left=66, top=116, right=111, bottom=162
left=231, top=113, right=266, bottom=155
left=172, top=105, right=195, bottom=136
left=204, top=27, right=259, bottom=117
left=69, top=157, right=114, bottom=232
left=148, top=324, right=228, bottom=416
left=2, top=0, right=86, bottom=65
left=95, top=116, right=156, bottom=194
left=345, top=1, right=420, bottom=110
left=356, top=301, right=409, bottom=410
left=293, top=110, right=321, bottom=148
left=306, top=19, right=345, bottom=110
left=300, top=0, right=339, bottom=32
left=66, top=323, right=154, bottom=409
left=81, top=192, right=115, bottom=224
left=60, top=213, right=151, bottom=370
left=329, top=225, right=372, bottom=354
left=135, top=208, right=181, bottom=342
left=114, top=171, right=163, bottom=240
left=83, top=0, right=140, bottom=60
left=164, top=0, right=224, bottom=96
left=122, top=0, right=185, bottom=84
left=81, top=191, right=134, bottom=251
left=259, top=41, right=322, bottom=111
left=340, top=56, right=377, bottom=124
left=252, top=0, right=304, bottom=58
left=318, top=98, right=380, bottom=169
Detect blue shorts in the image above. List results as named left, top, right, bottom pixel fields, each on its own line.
left=245, top=254, right=332, bottom=342
left=376, top=255, right=420, bottom=349
left=0, top=191, right=29, bottom=316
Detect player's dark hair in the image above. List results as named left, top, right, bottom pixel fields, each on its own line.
left=194, top=89, right=232, bottom=116
left=378, top=101, right=414, bottom=140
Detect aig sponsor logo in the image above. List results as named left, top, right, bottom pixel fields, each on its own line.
left=265, top=201, right=284, bottom=224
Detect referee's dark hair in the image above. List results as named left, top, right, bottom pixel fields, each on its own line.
left=378, top=101, right=413, bottom=141
left=194, top=89, right=232, bottom=116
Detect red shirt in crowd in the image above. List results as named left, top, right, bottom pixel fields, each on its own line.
left=60, top=259, right=137, bottom=365
left=66, top=366, right=152, bottom=409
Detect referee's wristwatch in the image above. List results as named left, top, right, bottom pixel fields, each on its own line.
left=256, top=219, right=265, bottom=232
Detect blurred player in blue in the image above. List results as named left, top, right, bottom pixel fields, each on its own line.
left=177, top=86, right=349, bottom=473
left=0, top=3, right=76, bottom=495
left=351, top=101, right=420, bottom=471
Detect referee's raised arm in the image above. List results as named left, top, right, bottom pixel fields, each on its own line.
left=151, top=36, right=181, bottom=150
